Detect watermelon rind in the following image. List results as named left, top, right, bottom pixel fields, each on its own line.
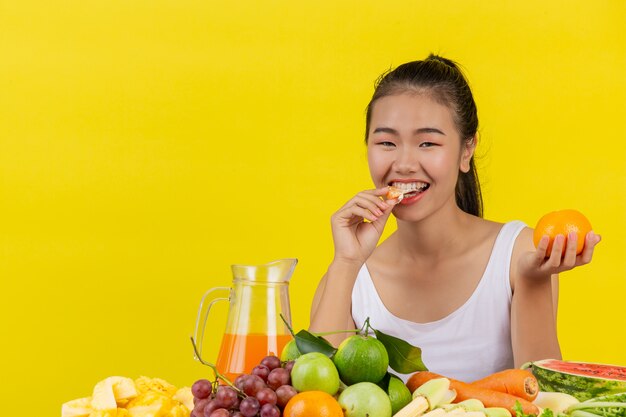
left=528, top=359, right=626, bottom=401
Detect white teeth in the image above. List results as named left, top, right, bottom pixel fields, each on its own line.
left=391, top=182, right=428, bottom=192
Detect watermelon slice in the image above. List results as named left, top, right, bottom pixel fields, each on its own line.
left=526, top=359, right=626, bottom=401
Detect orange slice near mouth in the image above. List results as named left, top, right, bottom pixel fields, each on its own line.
left=385, top=186, right=405, bottom=202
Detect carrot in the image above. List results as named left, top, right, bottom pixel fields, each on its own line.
left=471, top=369, right=539, bottom=402
left=406, top=371, right=539, bottom=416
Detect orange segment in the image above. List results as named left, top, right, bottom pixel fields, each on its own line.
left=386, top=186, right=404, bottom=201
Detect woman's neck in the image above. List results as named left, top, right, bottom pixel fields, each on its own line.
left=393, top=203, right=476, bottom=260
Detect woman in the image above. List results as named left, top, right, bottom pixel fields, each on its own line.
left=309, top=55, right=601, bottom=382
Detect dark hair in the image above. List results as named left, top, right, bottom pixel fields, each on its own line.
left=365, top=54, right=483, bottom=217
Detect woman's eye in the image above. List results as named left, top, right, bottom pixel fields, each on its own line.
left=379, top=141, right=395, bottom=147
left=419, top=142, right=436, bottom=148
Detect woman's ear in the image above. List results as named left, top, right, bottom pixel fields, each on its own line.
left=459, top=135, right=477, bottom=173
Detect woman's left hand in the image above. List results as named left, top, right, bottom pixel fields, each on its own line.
left=517, top=231, right=602, bottom=280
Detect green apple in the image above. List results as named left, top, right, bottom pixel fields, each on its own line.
left=290, top=352, right=340, bottom=395
left=338, top=382, right=392, bottom=417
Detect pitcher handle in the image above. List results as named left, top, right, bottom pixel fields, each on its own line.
left=193, top=286, right=230, bottom=361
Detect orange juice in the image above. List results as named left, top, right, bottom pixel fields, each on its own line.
left=216, top=333, right=293, bottom=380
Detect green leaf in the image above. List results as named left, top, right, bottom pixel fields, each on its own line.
left=373, top=329, right=428, bottom=374
left=294, top=329, right=337, bottom=358
left=513, top=401, right=537, bottom=417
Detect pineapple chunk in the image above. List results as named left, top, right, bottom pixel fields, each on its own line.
left=92, top=378, right=117, bottom=411
left=134, top=376, right=177, bottom=397
left=109, top=376, right=139, bottom=403
left=62, top=396, right=93, bottom=417
left=167, top=404, right=190, bottom=417
left=88, top=410, right=118, bottom=417
left=126, top=391, right=176, bottom=417
left=93, top=376, right=139, bottom=410
left=172, top=387, right=193, bottom=411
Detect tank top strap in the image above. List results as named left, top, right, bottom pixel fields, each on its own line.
left=484, top=220, right=527, bottom=300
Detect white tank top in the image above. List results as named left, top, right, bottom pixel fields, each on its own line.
left=351, top=221, right=526, bottom=383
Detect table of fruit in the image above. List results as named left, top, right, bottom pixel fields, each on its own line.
left=62, top=327, right=626, bottom=417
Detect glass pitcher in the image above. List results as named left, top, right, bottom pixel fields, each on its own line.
left=193, top=259, right=297, bottom=380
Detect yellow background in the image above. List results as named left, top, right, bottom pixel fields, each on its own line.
left=1, top=1, right=625, bottom=415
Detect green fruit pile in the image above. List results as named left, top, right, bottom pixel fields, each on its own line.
left=282, top=335, right=413, bottom=417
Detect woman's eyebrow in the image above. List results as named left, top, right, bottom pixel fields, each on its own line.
left=372, top=127, right=399, bottom=135
left=414, top=127, right=445, bottom=135
left=372, top=126, right=445, bottom=135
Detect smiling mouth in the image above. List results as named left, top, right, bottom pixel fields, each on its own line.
left=389, top=181, right=430, bottom=199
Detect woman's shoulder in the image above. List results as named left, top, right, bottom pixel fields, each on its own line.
left=466, top=215, right=504, bottom=241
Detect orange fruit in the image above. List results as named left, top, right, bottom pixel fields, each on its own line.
left=533, top=209, right=592, bottom=256
left=283, top=391, right=343, bottom=417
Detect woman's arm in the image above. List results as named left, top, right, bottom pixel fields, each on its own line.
left=309, top=261, right=362, bottom=346
left=309, top=187, right=396, bottom=346
left=510, top=228, right=600, bottom=367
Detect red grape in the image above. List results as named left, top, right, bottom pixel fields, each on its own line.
left=242, top=374, right=266, bottom=397
left=275, top=384, right=297, bottom=408
left=193, top=398, right=210, bottom=415
left=282, top=360, right=295, bottom=373
left=192, top=379, right=213, bottom=399
left=256, top=387, right=278, bottom=406
left=209, top=409, right=230, bottom=417
left=234, top=374, right=246, bottom=391
left=260, top=403, right=280, bottom=417
left=239, top=397, right=261, bottom=417
left=203, top=400, right=219, bottom=417
left=260, top=355, right=281, bottom=370
left=214, top=386, right=238, bottom=409
left=252, top=364, right=271, bottom=382
left=267, top=367, right=290, bottom=390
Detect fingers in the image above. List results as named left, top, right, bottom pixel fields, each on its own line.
left=370, top=198, right=396, bottom=232
left=577, top=231, right=601, bottom=265
left=533, top=235, right=550, bottom=264
left=340, top=190, right=391, bottom=213
left=545, top=234, right=566, bottom=268
left=334, top=189, right=393, bottom=224
left=542, top=231, right=601, bottom=272
left=523, top=231, right=601, bottom=281
left=561, top=232, right=578, bottom=268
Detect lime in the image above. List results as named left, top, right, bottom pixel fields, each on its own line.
left=333, top=335, right=389, bottom=385
left=280, top=339, right=301, bottom=362
left=388, top=374, right=412, bottom=414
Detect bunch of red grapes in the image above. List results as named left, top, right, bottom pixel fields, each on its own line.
left=191, top=355, right=298, bottom=417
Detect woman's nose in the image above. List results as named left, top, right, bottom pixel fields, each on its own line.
left=393, top=149, right=419, bottom=174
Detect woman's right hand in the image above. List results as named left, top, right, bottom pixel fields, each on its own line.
left=331, top=187, right=397, bottom=266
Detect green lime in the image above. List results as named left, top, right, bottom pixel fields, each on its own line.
left=388, top=374, right=412, bottom=414
left=333, top=335, right=389, bottom=385
left=280, top=339, right=301, bottom=362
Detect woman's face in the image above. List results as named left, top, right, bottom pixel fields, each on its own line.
left=366, top=92, right=475, bottom=221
